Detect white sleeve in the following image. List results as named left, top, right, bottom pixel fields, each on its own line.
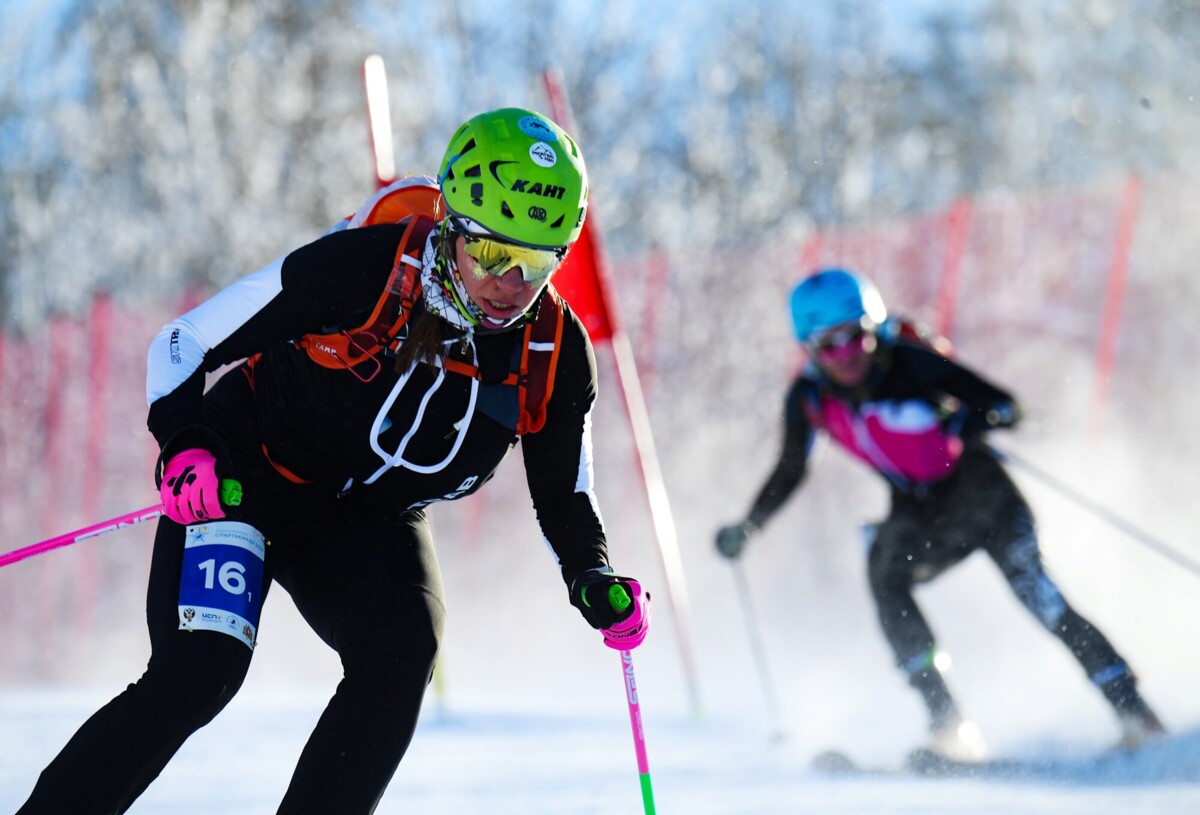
left=146, top=255, right=285, bottom=406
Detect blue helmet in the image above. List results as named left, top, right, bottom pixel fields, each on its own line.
left=789, top=268, right=888, bottom=343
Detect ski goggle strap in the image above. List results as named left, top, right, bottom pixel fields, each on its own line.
left=460, top=234, right=566, bottom=283
left=805, top=320, right=869, bottom=350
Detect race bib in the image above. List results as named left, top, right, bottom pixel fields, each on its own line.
left=178, top=521, right=266, bottom=650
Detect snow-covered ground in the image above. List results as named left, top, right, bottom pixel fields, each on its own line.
left=4, top=553, right=1199, bottom=815
left=3, top=682, right=1199, bottom=814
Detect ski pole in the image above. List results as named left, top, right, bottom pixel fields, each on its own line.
left=609, top=584, right=656, bottom=815
left=0, top=479, right=243, bottom=570
left=991, top=445, right=1200, bottom=581
left=731, top=560, right=787, bottom=742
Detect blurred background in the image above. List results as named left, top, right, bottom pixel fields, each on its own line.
left=2, top=0, right=1199, bottom=760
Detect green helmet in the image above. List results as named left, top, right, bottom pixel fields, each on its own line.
left=438, top=108, right=588, bottom=249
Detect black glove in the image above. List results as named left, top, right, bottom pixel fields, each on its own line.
left=569, top=568, right=639, bottom=630
left=715, top=520, right=759, bottom=559
left=985, top=400, right=1021, bottom=429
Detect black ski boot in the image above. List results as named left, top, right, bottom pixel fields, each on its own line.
left=1099, top=669, right=1166, bottom=749
left=908, top=654, right=987, bottom=761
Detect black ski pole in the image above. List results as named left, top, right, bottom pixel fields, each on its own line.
left=731, top=560, right=787, bottom=742
left=991, top=445, right=1200, bottom=581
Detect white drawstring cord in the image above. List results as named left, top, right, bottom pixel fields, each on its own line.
left=364, top=338, right=479, bottom=483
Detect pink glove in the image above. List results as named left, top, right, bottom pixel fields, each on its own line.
left=161, top=448, right=225, bottom=525
left=601, top=579, right=651, bottom=651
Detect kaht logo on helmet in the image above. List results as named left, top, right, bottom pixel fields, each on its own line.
left=510, top=179, right=567, bottom=198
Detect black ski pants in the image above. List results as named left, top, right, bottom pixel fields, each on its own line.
left=18, top=392, right=446, bottom=815
left=867, top=448, right=1129, bottom=701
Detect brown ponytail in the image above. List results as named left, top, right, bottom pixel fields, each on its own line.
left=393, top=224, right=468, bottom=373
left=394, top=309, right=462, bottom=374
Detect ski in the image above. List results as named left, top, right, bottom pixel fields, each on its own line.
left=813, top=749, right=897, bottom=777
left=814, top=740, right=1171, bottom=780
left=815, top=747, right=1045, bottom=778
left=904, top=747, right=1031, bottom=778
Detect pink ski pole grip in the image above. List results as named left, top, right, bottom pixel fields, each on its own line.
left=602, top=581, right=651, bottom=650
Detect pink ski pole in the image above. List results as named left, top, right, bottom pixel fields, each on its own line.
left=0, top=505, right=163, bottom=569
left=0, top=480, right=242, bottom=569
left=610, top=585, right=656, bottom=814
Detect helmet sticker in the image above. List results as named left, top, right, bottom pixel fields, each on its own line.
left=529, top=142, right=557, bottom=168
left=518, top=115, right=557, bottom=142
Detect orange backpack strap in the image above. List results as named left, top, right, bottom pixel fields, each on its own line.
left=374, top=216, right=428, bottom=355
left=434, top=290, right=562, bottom=435
left=515, top=288, right=565, bottom=435
left=297, top=215, right=433, bottom=376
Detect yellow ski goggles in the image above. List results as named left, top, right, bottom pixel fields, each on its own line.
left=455, top=225, right=567, bottom=283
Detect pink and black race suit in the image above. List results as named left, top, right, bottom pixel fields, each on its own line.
left=740, top=337, right=1017, bottom=526
left=814, top=397, right=964, bottom=487
left=732, top=330, right=1141, bottom=730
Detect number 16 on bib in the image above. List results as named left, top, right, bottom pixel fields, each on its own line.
left=178, top=521, right=267, bottom=649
